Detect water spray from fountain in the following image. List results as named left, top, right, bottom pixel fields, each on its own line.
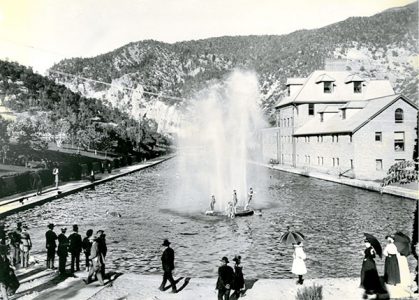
left=172, top=70, right=268, bottom=213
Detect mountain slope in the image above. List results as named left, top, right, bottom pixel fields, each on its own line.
left=49, top=2, right=418, bottom=126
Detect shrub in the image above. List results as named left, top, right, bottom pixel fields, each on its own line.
left=296, top=284, right=323, bottom=300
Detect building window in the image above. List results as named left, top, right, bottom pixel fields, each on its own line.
left=336, top=158, right=339, bottom=166
left=308, top=136, right=310, bottom=143
left=342, top=109, right=346, bottom=120
left=394, top=131, right=405, bottom=151
left=336, top=135, right=339, bottom=143
left=287, top=86, right=291, bottom=96
left=320, top=113, right=324, bottom=122
left=308, top=156, right=310, bottom=165
left=354, top=81, right=362, bottom=93
left=332, top=135, right=334, bottom=142
left=317, top=136, right=319, bottom=142
left=287, top=118, right=289, bottom=127
left=332, top=158, right=335, bottom=167
left=350, top=159, right=353, bottom=169
left=395, top=108, right=404, bottom=123
left=308, top=103, right=315, bottom=116
left=349, top=135, right=352, bottom=143
left=321, top=157, right=324, bottom=165
left=317, top=156, right=320, bottom=165
left=320, top=136, right=323, bottom=143
left=376, top=159, right=383, bottom=170
left=375, top=132, right=382, bottom=142
left=324, top=81, right=333, bottom=93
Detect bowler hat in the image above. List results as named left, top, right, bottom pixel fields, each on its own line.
left=61, top=227, right=67, bottom=232
left=48, top=223, right=55, bottom=229
left=73, top=224, right=78, bottom=231
left=162, top=239, right=171, bottom=246
left=220, top=256, right=229, bottom=263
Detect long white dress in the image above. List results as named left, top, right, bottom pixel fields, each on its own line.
left=396, top=254, right=411, bottom=287
left=291, top=246, right=307, bottom=275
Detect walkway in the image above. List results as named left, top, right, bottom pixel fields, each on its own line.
left=254, top=162, right=418, bottom=200
left=0, top=155, right=174, bottom=217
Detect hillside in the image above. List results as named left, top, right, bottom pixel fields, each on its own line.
left=0, top=60, right=169, bottom=155
left=49, top=2, right=418, bottom=126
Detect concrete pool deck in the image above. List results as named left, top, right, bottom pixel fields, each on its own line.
left=13, top=269, right=418, bottom=300
left=0, top=155, right=175, bottom=217
left=254, top=161, right=418, bottom=200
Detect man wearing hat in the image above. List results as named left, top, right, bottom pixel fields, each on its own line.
left=57, top=228, right=69, bottom=275
left=68, top=225, right=82, bottom=273
left=216, top=256, right=235, bottom=300
left=159, top=239, right=177, bottom=293
left=45, top=223, right=57, bottom=269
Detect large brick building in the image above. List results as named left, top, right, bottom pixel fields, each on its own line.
left=261, top=70, right=417, bottom=180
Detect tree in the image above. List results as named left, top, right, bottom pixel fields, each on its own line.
left=7, top=114, right=48, bottom=150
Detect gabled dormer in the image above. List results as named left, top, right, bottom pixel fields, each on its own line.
left=344, top=74, right=365, bottom=94
left=315, top=74, right=335, bottom=94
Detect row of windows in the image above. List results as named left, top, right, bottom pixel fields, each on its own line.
left=278, top=117, right=293, bottom=127
left=297, top=135, right=347, bottom=143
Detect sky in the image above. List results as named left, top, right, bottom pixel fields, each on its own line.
left=0, top=0, right=414, bottom=74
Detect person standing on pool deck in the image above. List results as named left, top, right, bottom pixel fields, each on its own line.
left=216, top=256, right=235, bottom=300
left=82, top=229, right=93, bottom=271
left=45, top=223, right=57, bottom=269
left=291, top=242, right=307, bottom=285
left=57, top=228, right=69, bottom=275
left=52, top=166, right=59, bottom=189
left=159, top=239, right=177, bottom=293
left=68, top=225, right=82, bottom=273
left=383, top=235, right=400, bottom=285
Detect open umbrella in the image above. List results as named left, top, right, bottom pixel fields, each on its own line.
left=279, top=226, right=305, bottom=245
left=364, top=233, right=382, bottom=258
left=394, top=231, right=411, bottom=256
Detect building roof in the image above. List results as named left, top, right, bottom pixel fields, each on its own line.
left=293, top=94, right=416, bottom=136
left=276, top=70, right=395, bottom=108
left=339, top=101, right=368, bottom=109
left=318, top=105, right=340, bottom=113
left=286, top=78, right=305, bottom=85
left=344, top=74, right=364, bottom=83
left=314, top=73, right=336, bottom=83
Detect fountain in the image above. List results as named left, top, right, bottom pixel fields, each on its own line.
left=172, top=70, right=268, bottom=215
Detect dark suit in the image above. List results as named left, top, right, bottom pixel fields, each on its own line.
left=160, top=246, right=176, bottom=292
left=57, top=233, right=69, bottom=274
left=45, top=229, right=57, bottom=269
left=216, top=264, right=235, bottom=300
left=68, top=232, right=82, bottom=272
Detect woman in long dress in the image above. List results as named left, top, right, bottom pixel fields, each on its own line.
left=383, top=235, right=400, bottom=285
left=360, top=240, right=382, bottom=296
left=397, top=250, right=412, bottom=288
left=291, top=242, right=307, bottom=285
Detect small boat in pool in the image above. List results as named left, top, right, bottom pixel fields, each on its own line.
left=204, top=209, right=254, bottom=218
left=235, top=209, right=254, bottom=217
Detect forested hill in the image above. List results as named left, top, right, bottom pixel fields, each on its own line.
left=50, top=2, right=418, bottom=125
left=0, top=60, right=169, bottom=155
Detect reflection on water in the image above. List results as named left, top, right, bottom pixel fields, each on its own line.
left=3, top=158, right=416, bottom=279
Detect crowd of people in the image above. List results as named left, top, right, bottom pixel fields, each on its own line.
left=45, top=223, right=108, bottom=285
left=360, top=233, right=418, bottom=299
